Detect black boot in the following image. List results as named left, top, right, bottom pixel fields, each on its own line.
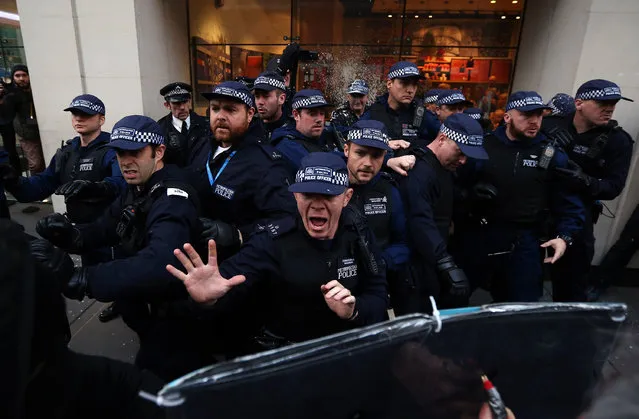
left=98, top=302, right=120, bottom=323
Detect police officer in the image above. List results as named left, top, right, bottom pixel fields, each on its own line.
left=399, top=114, right=487, bottom=311
left=0, top=94, right=122, bottom=224
left=423, top=88, right=442, bottom=114
left=542, top=80, right=634, bottom=301
left=271, top=89, right=337, bottom=175
left=167, top=152, right=388, bottom=348
left=252, top=71, right=289, bottom=141
left=464, top=107, right=492, bottom=133
left=361, top=61, right=440, bottom=152
left=157, top=82, right=210, bottom=168
left=435, top=90, right=473, bottom=123
left=545, top=93, right=576, bottom=117
left=34, top=115, right=202, bottom=380
left=194, top=81, right=296, bottom=253
left=330, top=79, right=370, bottom=131
left=455, top=91, right=585, bottom=302
left=343, top=120, right=410, bottom=312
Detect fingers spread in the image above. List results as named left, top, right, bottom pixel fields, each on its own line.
left=183, top=243, right=204, bottom=268
left=166, top=264, right=187, bottom=282
left=173, top=248, right=194, bottom=272
left=228, top=274, right=246, bottom=287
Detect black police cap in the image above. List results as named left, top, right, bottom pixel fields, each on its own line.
left=160, top=82, right=193, bottom=102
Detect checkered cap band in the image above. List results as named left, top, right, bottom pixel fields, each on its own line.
left=548, top=101, right=561, bottom=116
left=68, top=99, right=104, bottom=114
left=165, top=85, right=190, bottom=97
left=437, top=92, right=466, bottom=105
left=506, top=95, right=544, bottom=111
left=424, top=94, right=439, bottom=103
left=212, top=86, right=255, bottom=108
left=347, top=128, right=389, bottom=145
left=254, top=76, right=286, bottom=91
left=576, top=86, right=622, bottom=101
left=466, top=112, right=481, bottom=120
left=295, top=166, right=349, bottom=187
left=111, top=127, right=164, bottom=145
left=292, top=95, right=328, bottom=110
left=440, top=124, right=483, bottom=147
left=387, top=66, right=420, bottom=80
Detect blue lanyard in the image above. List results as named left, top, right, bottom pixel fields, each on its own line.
left=206, top=150, right=236, bottom=186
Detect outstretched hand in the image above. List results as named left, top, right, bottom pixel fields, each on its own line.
left=166, top=239, right=245, bottom=304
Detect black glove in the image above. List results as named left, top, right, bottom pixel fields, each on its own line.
left=471, top=182, right=498, bottom=201
left=55, top=180, right=116, bottom=203
left=555, top=160, right=596, bottom=194
left=436, top=255, right=470, bottom=298
left=64, top=267, right=89, bottom=301
left=36, top=213, right=83, bottom=252
left=200, top=218, right=242, bottom=250
left=546, top=126, right=574, bottom=149
left=0, top=163, right=19, bottom=187
left=29, top=239, right=75, bottom=291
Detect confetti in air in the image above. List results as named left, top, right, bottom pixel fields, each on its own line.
left=309, top=46, right=388, bottom=104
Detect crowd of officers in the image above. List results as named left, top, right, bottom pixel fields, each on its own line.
left=0, top=57, right=634, bottom=408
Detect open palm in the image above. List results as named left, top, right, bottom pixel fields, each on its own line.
left=166, top=240, right=246, bottom=304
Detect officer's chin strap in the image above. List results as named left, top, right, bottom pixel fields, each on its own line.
left=138, top=390, right=185, bottom=408
left=429, top=296, right=442, bottom=333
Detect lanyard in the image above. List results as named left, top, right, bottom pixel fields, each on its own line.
left=206, top=150, right=236, bottom=186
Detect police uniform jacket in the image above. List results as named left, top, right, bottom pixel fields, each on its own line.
left=263, top=112, right=292, bottom=143
left=542, top=114, right=634, bottom=202
left=6, top=132, right=124, bottom=223
left=350, top=173, right=409, bottom=271
left=157, top=111, right=210, bottom=169
left=76, top=164, right=199, bottom=302
left=398, top=147, right=454, bottom=267
left=191, top=119, right=297, bottom=239
left=361, top=93, right=440, bottom=149
left=271, top=123, right=334, bottom=177
left=214, top=215, right=388, bottom=343
left=469, top=126, right=585, bottom=236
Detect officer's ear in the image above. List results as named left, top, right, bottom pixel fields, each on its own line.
left=277, top=90, right=286, bottom=106
left=344, top=142, right=351, bottom=158
left=154, top=144, right=166, bottom=162
left=98, top=114, right=105, bottom=127
left=386, top=79, right=393, bottom=91
left=293, top=109, right=301, bottom=123
left=574, top=99, right=584, bottom=111
left=503, top=111, right=512, bottom=125
left=342, top=188, right=354, bottom=207
left=163, top=101, right=171, bottom=110
left=246, top=106, right=255, bottom=122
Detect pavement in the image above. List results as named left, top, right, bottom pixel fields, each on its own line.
left=7, top=200, right=639, bottom=379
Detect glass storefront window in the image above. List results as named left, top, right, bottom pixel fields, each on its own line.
left=188, top=0, right=525, bottom=114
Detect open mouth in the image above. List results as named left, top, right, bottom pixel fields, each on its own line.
left=308, top=216, right=328, bottom=231
left=123, top=169, right=137, bottom=178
